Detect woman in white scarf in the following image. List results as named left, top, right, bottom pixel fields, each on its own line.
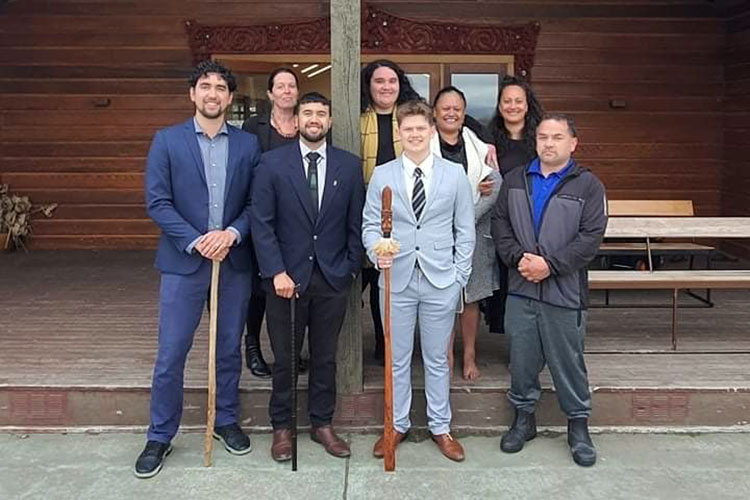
left=431, top=86, right=502, bottom=381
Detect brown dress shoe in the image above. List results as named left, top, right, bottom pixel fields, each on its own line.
left=310, top=425, right=351, bottom=458
left=271, top=429, right=292, bottom=462
left=431, top=433, right=465, bottom=462
left=372, top=431, right=407, bottom=458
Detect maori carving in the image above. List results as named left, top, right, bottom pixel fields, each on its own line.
left=185, top=5, right=540, bottom=79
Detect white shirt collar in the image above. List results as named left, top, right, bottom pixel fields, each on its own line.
left=299, top=140, right=327, bottom=162
left=402, top=152, right=434, bottom=178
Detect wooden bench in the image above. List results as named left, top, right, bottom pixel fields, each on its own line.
left=598, top=200, right=715, bottom=307
left=607, top=199, right=695, bottom=217
left=590, top=217, right=750, bottom=350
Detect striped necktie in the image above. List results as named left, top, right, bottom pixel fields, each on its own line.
left=412, top=166, right=426, bottom=220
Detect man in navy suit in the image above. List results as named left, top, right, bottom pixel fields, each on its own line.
left=134, top=61, right=261, bottom=478
left=251, top=92, right=364, bottom=461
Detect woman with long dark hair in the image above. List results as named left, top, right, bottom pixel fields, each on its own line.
left=489, top=76, right=544, bottom=175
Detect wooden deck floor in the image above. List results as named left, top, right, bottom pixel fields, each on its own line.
left=2, top=251, right=750, bottom=428
left=2, top=250, right=749, bottom=389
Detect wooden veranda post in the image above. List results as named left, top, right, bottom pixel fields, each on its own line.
left=331, top=0, right=363, bottom=394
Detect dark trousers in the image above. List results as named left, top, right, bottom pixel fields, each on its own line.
left=148, top=260, right=252, bottom=443
left=486, top=263, right=508, bottom=334
left=362, top=266, right=384, bottom=350
left=505, top=295, right=591, bottom=419
left=245, top=248, right=266, bottom=349
left=265, top=266, right=349, bottom=429
left=245, top=292, right=266, bottom=347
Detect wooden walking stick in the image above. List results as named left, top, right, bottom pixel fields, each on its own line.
left=373, top=186, right=400, bottom=472
left=290, top=290, right=299, bottom=472
left=203, top=259, right=221, bottom=467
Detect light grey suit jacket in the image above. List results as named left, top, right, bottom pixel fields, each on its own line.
left=362, top=154, right=476, bottom=294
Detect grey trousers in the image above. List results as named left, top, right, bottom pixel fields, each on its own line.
left=383, top=267, right=461, bottom=435
left=505, top=295, right=591, bottom=419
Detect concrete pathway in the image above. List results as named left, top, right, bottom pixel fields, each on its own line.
left=2, top=431, right=749, bottom=499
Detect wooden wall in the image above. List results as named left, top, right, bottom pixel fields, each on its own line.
left=0, top=1, right=736, bottom=249
left=724, top=4, right=750, bottom=257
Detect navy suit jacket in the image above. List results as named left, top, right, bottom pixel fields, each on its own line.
left=250, top=141, right=364, bottom=293
left=145, top=118, right=261, bottom=275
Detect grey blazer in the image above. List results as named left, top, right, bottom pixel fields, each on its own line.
left=362, top=154, right=476, bottom=294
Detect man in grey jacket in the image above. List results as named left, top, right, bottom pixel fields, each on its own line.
left=491, top=113, right=607, bottom=467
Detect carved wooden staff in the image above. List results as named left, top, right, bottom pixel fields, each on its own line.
left=381, top=186, right=396, bottom=472
left=203, top=259, right=221, bottom=467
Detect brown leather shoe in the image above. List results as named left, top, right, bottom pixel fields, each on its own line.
left=271, top=429, right=292, bottom=462
left=372, top=431, right=407, bottom=458
left=431, top=433, right=465, bottom=462
left=310, top=425, right=351, bottom=458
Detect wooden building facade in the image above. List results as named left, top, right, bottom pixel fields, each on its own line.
left=0, top=0, right=749, bottom=253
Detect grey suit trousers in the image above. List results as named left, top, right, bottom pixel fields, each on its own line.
left=383, top=266, right=461, bottom=435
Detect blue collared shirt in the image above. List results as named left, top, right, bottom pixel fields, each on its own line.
left=527, top=157, right=573, bottom=238
left=186, top=118, right=239, bottom=254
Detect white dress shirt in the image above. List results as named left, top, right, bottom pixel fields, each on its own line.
left=401, top=152, right=434, bottom=204
left=299, top=140, right=327, bottom=208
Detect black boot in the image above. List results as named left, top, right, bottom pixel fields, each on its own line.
left=500, top=409, right=537, bottom=453
left=245, top=337, right=271, bottom=378
left=567, top=418, right=596, bottom=467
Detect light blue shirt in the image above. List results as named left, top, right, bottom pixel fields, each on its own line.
left=186, top=118, right=239, bottom=254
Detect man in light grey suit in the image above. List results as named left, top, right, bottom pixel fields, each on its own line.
left=362, top=100, right=475, bottom=462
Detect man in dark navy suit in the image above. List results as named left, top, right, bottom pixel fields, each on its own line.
left=251, top=92, right=364, bottom=461
left=134, top=61, right=261, bottom=478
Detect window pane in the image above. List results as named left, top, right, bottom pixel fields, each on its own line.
left=406, top=73, right=430, bottom=101
left=451, top=74, right=499, bottom=126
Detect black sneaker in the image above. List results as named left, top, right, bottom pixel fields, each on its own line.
left=213, top=423, right=252, bottom=455
left=134, top=440, right=172, bottom=479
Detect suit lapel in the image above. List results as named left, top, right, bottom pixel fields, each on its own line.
left=421, top=155, right=445, bottom=218
left=392, top=157, right=416, bottom=224
left=224, top=126, right=239, bottom=200
left=317, top=145, right=340, bottom=223
left=183, top=119, right=207, bottom=185
left=289, top=144, right=315, bottom=223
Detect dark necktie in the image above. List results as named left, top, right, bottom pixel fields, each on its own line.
left=306, top=151, right=320, bottom=217
left=412, top=167, right=426, bottom=220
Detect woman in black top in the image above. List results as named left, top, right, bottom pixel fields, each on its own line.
left=486, top=76, right=544, bottom=333
left=489, top=76, right=544, bottom=175
left=241, top=67, right=300, bottom=377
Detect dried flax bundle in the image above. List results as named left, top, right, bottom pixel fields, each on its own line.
left=0, top=184, right=57, bottom=251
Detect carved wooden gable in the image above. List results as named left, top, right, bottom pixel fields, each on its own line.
left=185, top=6, right=540, bottom=79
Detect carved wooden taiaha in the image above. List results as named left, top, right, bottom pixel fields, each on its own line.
left=203, top=260, right=220, bottom=466
left=381, top=186, right=396, bottom=472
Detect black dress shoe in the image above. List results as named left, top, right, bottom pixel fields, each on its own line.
left=500, top=409, right=537, bottom=453
left=213, top=423, right=252, bottom=455
left=246, top=346, right=272, bottom=378
left=568, top=418, right=596, bottom=467
left=134, top=440, right=172, bottom=479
